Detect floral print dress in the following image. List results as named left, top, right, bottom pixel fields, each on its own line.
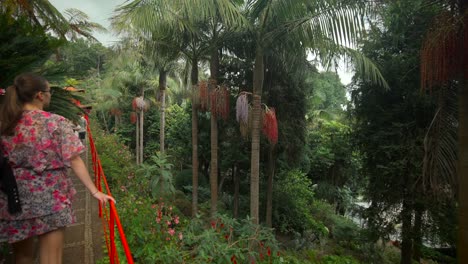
left=0, top=110, right=85, bottom=243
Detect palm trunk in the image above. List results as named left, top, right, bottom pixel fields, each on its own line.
left=266, top=144, right=275, bottom=227
left=400, top=197, right=413, bottom=264
left=233, top=165, right=239, bottom=218
left=136, top=113, right=140, bottom=164
left=209, top=45, right=220, bottom=218
left=457, top=2, right=468, bottom=260
left=101, top=111, right=110, bottom=133
left=458, top=75, right=468, bottom=262
left=159, top=70, right=167, bottom=153
left=140, top=109, right=144, bottom=163
left=218, top=169, right=227, bottom=195
left=114, top=115, right=118, bottom=131
left=191, top=58, right=200, bottom=217
left=250, top=45, right=264, bottom=224
left=412, top=206, right=424, bottom=262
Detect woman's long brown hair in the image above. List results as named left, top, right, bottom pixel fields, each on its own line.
left=0, top=73, right=48, bottom=136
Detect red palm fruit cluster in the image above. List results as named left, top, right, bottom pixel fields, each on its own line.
left=110, top=108, right=122, bottom=116
left=420, top=11, right=466, bottom=90
left=132, top=98, right=137, bottom=110
left=130, top=112, right=137, bottom=124
left=262, top=107, right=278, bottom=145
left=210, top=85, right=230, bottom=120
left=198, top=80, right=209, bottom=111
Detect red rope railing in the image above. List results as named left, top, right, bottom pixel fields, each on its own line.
left=84, top=116, right=134, bottom=264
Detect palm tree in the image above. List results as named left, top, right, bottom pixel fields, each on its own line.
left=2, top=1, right=105, bottom=42
left=112, top=0, right=202, bottom=215
left=62, top=8, right=106, bottom=42
left=194, top=1, right=246, bottom=218
left=91, top=40, right=151, bottom=163
left=245, top=0, right=388, bottom=224
left=112, top=0, right=246, bottom=217
left=420, top=0, right=467, bottom=260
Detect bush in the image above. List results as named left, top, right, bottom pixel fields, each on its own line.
left=273, top=169, right=318, bottom=234
left=90, top=119, right=136, bottom=191
left=321, top=255, right=360, bottom=264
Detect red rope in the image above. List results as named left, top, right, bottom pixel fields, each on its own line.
left=85, top=116, right=134, bottom=264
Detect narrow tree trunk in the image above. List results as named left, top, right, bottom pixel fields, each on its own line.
left=233, top=165, right=239, bottom=219
left=457, top=2, right=468, bottom=260
left=412, top=206, right=424, bottom=262
left=209, top=79, right=218, bottom=219
left=136, top=113, right=139, bottom=164
left=218, top=169, right=227, bottom=196
left=159, top=69, right=167, bottom=153
left=209, top=44, right=220, bottom=219
left=114, top=115, right=118, bottom=132
left=266, top=144, right=276, bottom=227
left=400, top=198, right=413, bottom=264
left=101, top=111, right=110, bottom=133
left=191, top=58, right=200, bottom=217
left=140, top=109, right=144, bottom=163
left=458, top=73, right=468, bottom=262
left=250, top=45, right=264, bottom=224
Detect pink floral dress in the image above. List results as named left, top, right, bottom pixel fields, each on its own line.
left=0, top=110, right=85, bottom=243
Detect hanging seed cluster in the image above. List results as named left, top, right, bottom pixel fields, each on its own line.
left=130, top=112, right=138, bottom=124
left=262, top=107, right=278, bottom=145
left=236, top=94, right=249, bottom=124
left=235, top=93, right=278, bottom=143
left=195, top=80, right=230, bottom=119
left=132, top=96, right=149, bottom=112
left=420, top=12, right=465, bottom=90
left=240, top=110, right=252, bottom=139
left=198, top=80, right=209, bottom=111
left=110, top=108, right=122, bottom=116
left=210, top=85, right=230, bottom=120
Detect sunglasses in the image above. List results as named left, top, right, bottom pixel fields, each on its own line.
left=41, top=89, right=54, bottom=95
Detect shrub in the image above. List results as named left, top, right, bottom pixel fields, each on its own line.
left=273, top=169, right=318, bottom=234
left=90, top=119, right=135, bottom=191
left=321, top=255, right=360, bottom=264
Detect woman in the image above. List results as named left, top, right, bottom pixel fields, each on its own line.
left=0, top=73, right=115, bottom=264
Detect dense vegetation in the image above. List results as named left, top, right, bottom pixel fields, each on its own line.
left=1, top=0, right=466, bottom=263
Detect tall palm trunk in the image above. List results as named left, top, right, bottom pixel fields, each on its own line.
left=159, top=69, right=167, bottom=153
left=400, top=197, right=413, bottom=264
left=458, top=75, right=468, bottom=262
left=266, top=144, right=276, bottom=227
left=136, top=113, right=140, bottom=164
left=457, top=2, right=468, bottom=260
left=191, top=57, right=200, bottom=217
left=101, top=110, right=110, bottom=133
left=140, top=89, right=145, bottom=164
left=209, top=47, right=220, bottom=219
left=140, top=108, right=144, bottom=163
left=233, top=164, right=239, bottom=218
left=251, top=45, right=264, bottom=224
left=412, top=205, right=424, bottom=262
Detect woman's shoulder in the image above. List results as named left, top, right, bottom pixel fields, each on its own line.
left=32, top=110, right=67, bottom=123
left=29, top=111, right=73, bottom=133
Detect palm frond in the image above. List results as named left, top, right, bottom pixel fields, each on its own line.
left=420, top=82, right=458, bottom=195
left=342, top=48, right=389, bottom=89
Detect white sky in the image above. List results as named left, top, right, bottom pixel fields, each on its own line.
left=49, top=0, right=125, bottom=46
left=48, top=0, right=353, bottom=85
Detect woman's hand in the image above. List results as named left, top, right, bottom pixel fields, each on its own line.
left=92, top=191, right=116, bottom=204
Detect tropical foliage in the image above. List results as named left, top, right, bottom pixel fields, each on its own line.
left=0, top=0, right=463, bottom=263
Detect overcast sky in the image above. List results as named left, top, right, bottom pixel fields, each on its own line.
left=49, top=0, right=125, bottom=46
